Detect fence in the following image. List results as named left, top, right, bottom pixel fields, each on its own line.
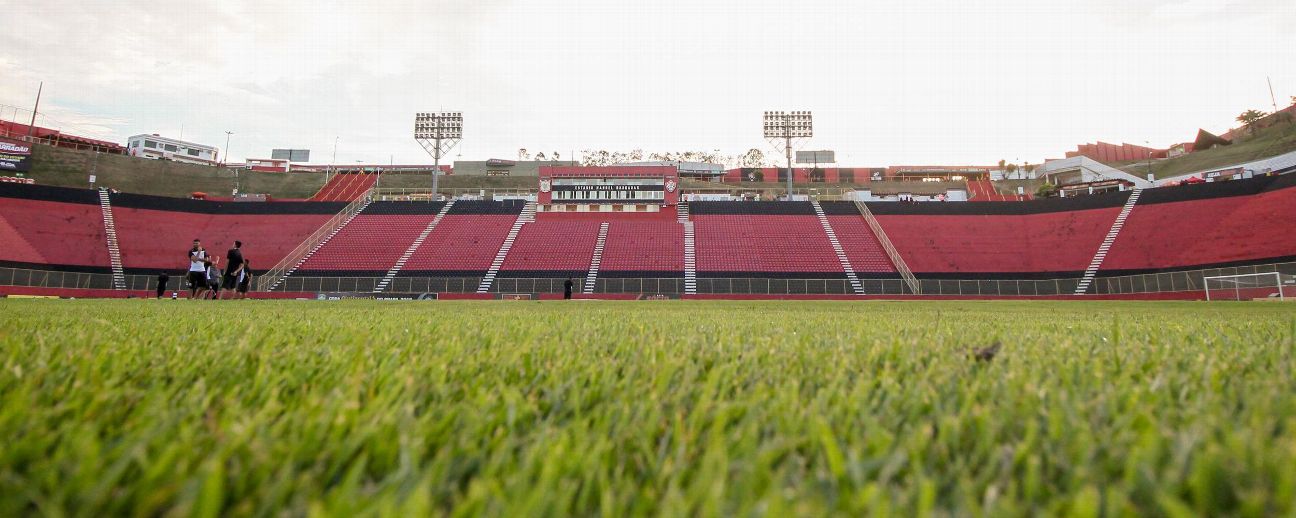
left=4, top=261, right=1294, bottom=298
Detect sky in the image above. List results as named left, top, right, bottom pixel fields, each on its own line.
left=2, top=0, right=1293, bottom=167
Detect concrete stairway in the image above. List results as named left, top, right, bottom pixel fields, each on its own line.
left=374, top=200, right=456, bottom=293
left=477, top=201, right=536, bottom=294
left=97, top=189, right=126, bottom=290
left=583, top=222, right=610, bottom=294
left=812, top=200, right=865, bottom=294
left=1075, top=188, right=1142, bottom=295
left=678, top=202, right=697, bottom=295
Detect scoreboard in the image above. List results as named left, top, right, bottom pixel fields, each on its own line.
left=538, top=166, right=679, bottom=213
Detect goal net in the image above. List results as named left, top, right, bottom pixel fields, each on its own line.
left=1203, top=272, right=1292, bottom=301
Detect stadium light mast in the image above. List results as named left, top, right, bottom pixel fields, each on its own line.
left=763, top=110, right=812, bottom=200
left=414, top=112, right=462, bottom=200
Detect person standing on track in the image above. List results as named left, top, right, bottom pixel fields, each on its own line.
left=156, top=272, right=169, bottom=299
left=221, top=240, right=245, bottom=299
left=564, top=278, right=574, bottom=300
left=187, top=239, right=207, bottom=299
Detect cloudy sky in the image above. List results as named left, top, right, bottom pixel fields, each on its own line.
left=2, top=0, right=1293, bottom=166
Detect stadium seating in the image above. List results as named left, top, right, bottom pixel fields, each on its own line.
left=824, top=216, right=896, bottom=274
left=294, top=202, right=444, bottom=275
left=112, top=208, right=333, bottom=273
left=499, top=220, right=601, bottom=277
left=692, top=206, right=844, bottom=277
left=1103, top=180, right=1296, bottom=272
left=873, top=208, right=1119, bottom=275
left=310, top=173, right=378, bottom=202
left=600, top=220, right=684, bottom=276
left=0, top=198, right=109, bottom=269
left=967, top=178, right=1010, bottom=201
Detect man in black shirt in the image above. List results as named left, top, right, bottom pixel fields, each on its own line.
left=156, top=272, right=169, bottom=299
left=564, top=278, right=574, bottom=299
left=221, top=240, right=244, bottom=299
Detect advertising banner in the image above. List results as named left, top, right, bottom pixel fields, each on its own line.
left=0, top=137, right=32, bottom=172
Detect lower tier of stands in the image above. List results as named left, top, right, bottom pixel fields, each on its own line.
left=4, top=176, right=1296, bottom=289
left=693, top=214, right=845, bottom=278
left=0, top=197, right=109, bottom=270
left=113, top=207, right=333, bottom=273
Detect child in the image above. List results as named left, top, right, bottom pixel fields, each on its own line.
left=203, top=259, right=222, bottom=300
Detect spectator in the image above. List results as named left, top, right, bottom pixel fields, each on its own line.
left=564, top=278, right=574, bottom=299
left=221, top=240, right=244, bottom=299
left=187, top=239, right=207, bottom=299
left=156, top=272, right=169, bottom=299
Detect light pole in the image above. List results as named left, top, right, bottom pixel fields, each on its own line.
left=415, top=112, right=463, bottom=201
left=763, top=110, right=813, bottom=200
left=329, top=136, right=339, bottom=184
left=222, top=131, right=233, bottom=166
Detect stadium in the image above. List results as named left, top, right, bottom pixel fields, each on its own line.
left=3, top=1, right=1296, bottom=516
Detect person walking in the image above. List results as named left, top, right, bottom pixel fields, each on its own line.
left=156, top=272, right=169, bottom=299
left=203, top=258, right=222, bottom=300
left=187, top=239, right=207, bottom=299
left=221, top=240, right=245, bottom=299
left=563, top=278, right=574, bottom=300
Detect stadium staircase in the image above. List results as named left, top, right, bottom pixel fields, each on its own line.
left=853, top=201, right=920, bottom=294
left=812, top=201, right=865, bottom=295
left=97, top=189, right=127, bottom=290
left=374, top=200, right=455, bottom=293
left=678, top=202, right=697, bottom=295
left=310, top=172, right=380, bottom=202
left=583, top=222, right=610, bottom=294
left=261, top=193, right=373, bottom=291
left=967, top=178, right=1009, bottom=201
left=1074, top=188, right=1142, bottom=295
left=476, top=201, right=536, bottom=293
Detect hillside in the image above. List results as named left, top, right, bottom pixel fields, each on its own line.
left=1109, top=121, right=1296, bottom=179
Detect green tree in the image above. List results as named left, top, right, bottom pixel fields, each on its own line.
left=1035, top=183, right=1058, bottom=198
left=1236, top=109, right=1268, bottom=134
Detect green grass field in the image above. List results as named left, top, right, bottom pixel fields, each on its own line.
left=2, top=300, right=1295, bottom=516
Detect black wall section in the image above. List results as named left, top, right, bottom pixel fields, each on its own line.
left=359, top=201, right=446, bottom=215
left=109, top=192, right=347, bottom=214
left=446, top=200, right=526, bottom=215
left=690, top=201, right=817, bottom=215
left=0, top=183, right=100, bottom=204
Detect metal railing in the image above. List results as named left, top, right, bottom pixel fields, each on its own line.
left=5, top=262, right=1293, bottom=298
left=855, top=201, right=920, bottom=294
left=257, top=188, right=373, bottom=291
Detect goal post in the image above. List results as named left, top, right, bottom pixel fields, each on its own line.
left=1203, top=272, right=1290, bottom=301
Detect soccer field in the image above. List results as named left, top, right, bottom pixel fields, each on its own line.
left=2, top=300, right=1295, bottom=516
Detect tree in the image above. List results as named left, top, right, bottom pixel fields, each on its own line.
left=1291, top=95, right=1295, bottom=106
left=534, top=151, right=548, bottom=161
left=1035, top=183, right=1059, bottom=198
left=1236, top=109, right=1268, bottom=135
left=518, top=148, right=530, bottom=161
left=998, top=159, right=1006, bottom=171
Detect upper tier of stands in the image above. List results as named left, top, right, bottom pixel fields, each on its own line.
left=310, top=173, right=378, bottom=202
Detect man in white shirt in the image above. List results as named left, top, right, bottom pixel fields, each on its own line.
left=187, top=239, right=207, bottom=299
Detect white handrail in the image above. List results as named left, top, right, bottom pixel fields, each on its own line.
left=258, top=187, right=373, bottom=291
left=854, top=201, right=920, bottom=294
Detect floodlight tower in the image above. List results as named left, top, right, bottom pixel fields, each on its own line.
left=414, top=112, right=462, bottom=200
left=763, top=111, right=813, bottom=200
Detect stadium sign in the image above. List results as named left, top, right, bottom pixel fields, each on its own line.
left=795, top=150, right=835, bottom=164
left=0, top=137, right=33, bottom=173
